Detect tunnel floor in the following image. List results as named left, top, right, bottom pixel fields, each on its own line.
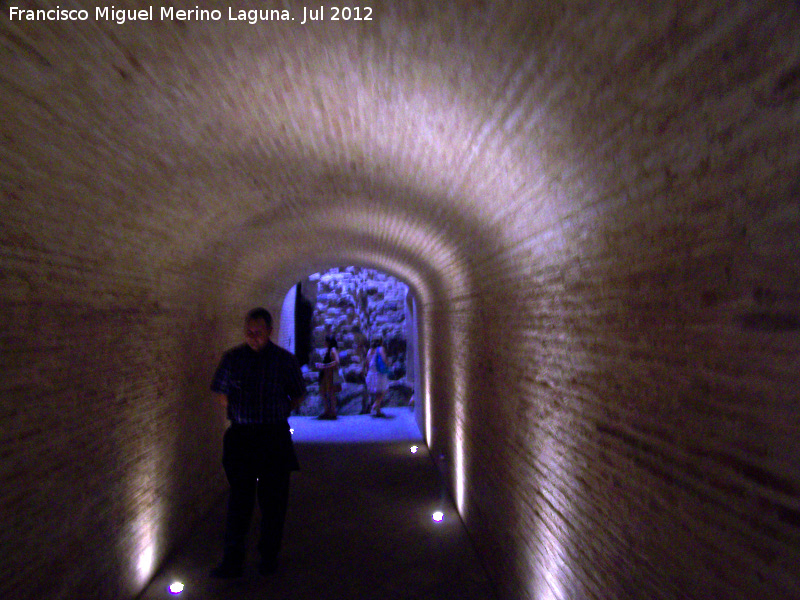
left=138, top=408, right=496, bottom=600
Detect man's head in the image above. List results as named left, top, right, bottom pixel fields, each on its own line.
left=244, top=308, right=272, bottom=352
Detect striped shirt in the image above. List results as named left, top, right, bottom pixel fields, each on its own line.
left=211, top=341, right=306, bottom=425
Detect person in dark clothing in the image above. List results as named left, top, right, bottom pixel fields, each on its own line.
left=209, top=307, right=306, bottom=578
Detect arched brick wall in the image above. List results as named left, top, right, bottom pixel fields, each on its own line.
left=2, top=2, right=799, bottom=599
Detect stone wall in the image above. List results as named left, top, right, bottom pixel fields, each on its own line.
left=296, top=267, right=413, bottom=416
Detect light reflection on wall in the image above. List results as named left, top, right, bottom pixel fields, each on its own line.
left=450, top=297, right=474, bottom=518
left=526, top=425, right=575, bottom=600
left=423, top=312, right=433, bottom=447
left=454, top=396, right=465, bottom=515
left=130, top=507, right=161, bottom=588
left=136, top=545, right=154, bottom=582
left=126, top=456, right=164, bottom=589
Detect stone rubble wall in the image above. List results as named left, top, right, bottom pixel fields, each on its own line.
left=296, top=267, right=414, bottom=416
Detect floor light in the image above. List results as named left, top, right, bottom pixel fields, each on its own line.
left=168, top=581, right=184, bottom=594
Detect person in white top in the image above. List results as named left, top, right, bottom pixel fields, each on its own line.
left=365, top=338, right=390, bottom=417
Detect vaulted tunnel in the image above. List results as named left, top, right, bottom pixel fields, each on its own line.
left=2, top=2, right=800, bottom=599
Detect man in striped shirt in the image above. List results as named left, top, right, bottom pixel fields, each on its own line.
left=209, top=307, right=306, bottom=578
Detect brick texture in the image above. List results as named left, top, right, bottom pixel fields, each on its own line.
left=1, top=1, right=799, bottom=599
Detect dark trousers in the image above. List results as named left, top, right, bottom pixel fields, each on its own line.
left=221, top=424, right=294, bottom=563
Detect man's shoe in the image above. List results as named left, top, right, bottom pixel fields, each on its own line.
left=258, top=557, right=279, bottom=576
left=209, top=561, right=244, bottom=579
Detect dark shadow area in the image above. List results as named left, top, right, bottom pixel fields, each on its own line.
left=736, top=311, right=800, bottom=332
left=295, top=283, right=314, bottom=367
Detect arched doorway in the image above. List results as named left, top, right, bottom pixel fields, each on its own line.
left=277, top=267, right=421, bottom=422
